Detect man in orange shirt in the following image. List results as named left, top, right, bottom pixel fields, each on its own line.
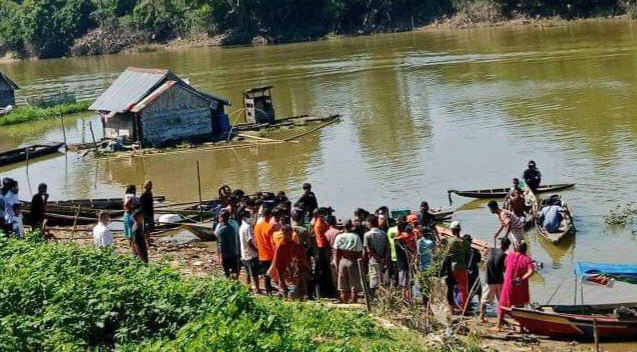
left=254, top=208, right=276, bottom=294
left=313, top=210, right=336, bottom=298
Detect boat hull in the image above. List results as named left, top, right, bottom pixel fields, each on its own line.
left=507, top=307, right=637, bottom=340
left=449, top=183, right=575, bottom=199
left=0, top=143, right=64, bottom=167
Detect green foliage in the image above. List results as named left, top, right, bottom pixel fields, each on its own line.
left=0, top=237, right=439, bottom=351
left=131, top=0, right=188, bottom=39
left=0, top=0, right=629, bottom=58
left=604, top=202, right=637, bottom=227
left=19, top=0, right=94, bottom=58
left=0, top=101, right=92, bottom=126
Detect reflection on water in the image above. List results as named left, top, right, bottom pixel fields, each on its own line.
left=3, top=21, right=637, bottom=340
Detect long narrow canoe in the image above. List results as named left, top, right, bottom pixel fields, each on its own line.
left=536, top=196, right=575, bottom=243
left=0, top=142, right=64, bottom=167
left=448, top=183, right=575, bottom=200
left=505, top=305, right=637, bottom=340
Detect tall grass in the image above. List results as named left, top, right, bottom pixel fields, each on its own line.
left=0, top=101, right=91, bottom=126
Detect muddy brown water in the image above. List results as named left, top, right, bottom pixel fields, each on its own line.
left=2, top=19, right=637, bottom=350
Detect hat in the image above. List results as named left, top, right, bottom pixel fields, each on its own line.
left=303, top=183, right=312, bottom=190
left=407, top=214, right=418, bottom=223
left=528, top=160, right=536, bottom=166
left=449, top=221, right=461, bottom=230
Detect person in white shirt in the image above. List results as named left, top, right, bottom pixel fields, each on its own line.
left=238, top=209, right=261, bottom=293
left=93, top=211, right=113, bottom=247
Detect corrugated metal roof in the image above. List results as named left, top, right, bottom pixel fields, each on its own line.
left=130, top=81, right=179, bottom=113
left=0, top=70, right=19, bottom=90
left=89, top=67, right=178, bottom=113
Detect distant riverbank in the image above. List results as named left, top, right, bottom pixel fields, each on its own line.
left=0, top=13, right=633, bottom=63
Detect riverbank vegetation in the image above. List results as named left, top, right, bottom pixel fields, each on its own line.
left=0, top=233, right=474, bottom=351
left=0, top=0, right=635, bottom=59
left=0, top=101, right=91, bottom=126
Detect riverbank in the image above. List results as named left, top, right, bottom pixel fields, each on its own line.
left=43, top=229, right=601, bottom=352
left=0, top=233, right=477, bottom=351
left=0, top=101, right=91, bottom=126
left=0, top=15, right=633, bottom=63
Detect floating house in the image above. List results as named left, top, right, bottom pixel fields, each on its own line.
left=89, top=67, right=230, bottom=147
left=0, top=70, right=19, bottom=108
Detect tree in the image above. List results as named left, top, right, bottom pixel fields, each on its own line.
left=19, top=0, right=94, bottom=58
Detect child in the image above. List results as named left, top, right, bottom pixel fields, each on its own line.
left=11, top=203, right=24, bottom=239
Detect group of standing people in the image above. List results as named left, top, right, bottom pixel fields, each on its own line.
left=3, top=164, right=539, bottom=327
left=203, top=183, right=446, bottom=303
left=0, top=177, right=48, bottom=238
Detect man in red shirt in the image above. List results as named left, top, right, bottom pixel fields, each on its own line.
left=271, top=225, right=309, bottom=300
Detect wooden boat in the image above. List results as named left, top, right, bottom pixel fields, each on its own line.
left=0, top=142, right=64, bottom=167
left=447, top=183, right=575, bottom=200
left=535, top=195, right=575, bottom=243
left=22, top=195, right=165, bottom=226
left=506, top=262, right=637, bottom=340
left=505, top=305, right=637, bottom=340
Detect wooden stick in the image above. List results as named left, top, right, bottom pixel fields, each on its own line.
left=237, top=133, right=285, bottom=143
left=72, top=204, right=82, bottom=237
left=593, top=316, right=600, bottom=352
left=283, top=115, right=340, bottom=142
left=358, top=258, right=372, bottom=312
left=196, top=161, right=203, bottom=222
left=60, top=113, right=67, bottom=148
left=89, top=121, right=98, bottom=152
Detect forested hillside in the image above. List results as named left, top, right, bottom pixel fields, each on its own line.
left=0, top=0, right=632, bottom=59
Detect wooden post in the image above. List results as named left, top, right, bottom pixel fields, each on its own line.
left=358, top=258, right=371, bottom=312
left=89, top=121, right=98, bottom=152
left=593, top=317, right=600, bottom=352
left=71, top=204, right=81, bottom=237
left=60, top=113, right=67, bottom=148
left=196, top=161, right=203, bottom=222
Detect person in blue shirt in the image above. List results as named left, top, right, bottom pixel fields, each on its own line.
left=540, top=204, right=564, bottom=233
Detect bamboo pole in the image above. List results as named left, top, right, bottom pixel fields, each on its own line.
left=89, top=121, right=98, bottom=152
left=196, top=161, right=203, bottom=222
left=593, top=317, right=600, bottom=352
left=60, top=113, right=67, bottom=148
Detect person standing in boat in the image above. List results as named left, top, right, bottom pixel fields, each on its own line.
left=488, top=200, right=525, bottom=250
left=495, top=240, right=534, bottom=331
left=418, top=201, right=439, bottom=243
left=30, top=183, right=49, bottom=230
left=139, top=181, right=155, bottom=241
left=294, top=183, right=318, bottom=222
left=523, top=161, right=542, bottom=192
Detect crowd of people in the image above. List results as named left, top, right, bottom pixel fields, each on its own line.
left=0, top=161, right=542, bottom=328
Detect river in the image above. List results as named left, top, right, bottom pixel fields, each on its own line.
left=2, top=19, right=637, bottom=347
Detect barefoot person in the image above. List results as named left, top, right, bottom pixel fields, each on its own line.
left=271, top=225, right=309, bottom=300
left=488, top=200, right=525, bottom=250
left=480, top=237, right=510, bottom=322
left=446, top=221, right=470, bottom=313
left=333, top=220, right=363, bottom=303
left=496, top=240, right=534, bottom=331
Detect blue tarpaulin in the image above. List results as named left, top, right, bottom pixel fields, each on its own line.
left=575, top=262, right=637, bottom=285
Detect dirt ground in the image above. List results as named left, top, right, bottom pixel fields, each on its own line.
left=49, top=229, right=632, bottom=352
